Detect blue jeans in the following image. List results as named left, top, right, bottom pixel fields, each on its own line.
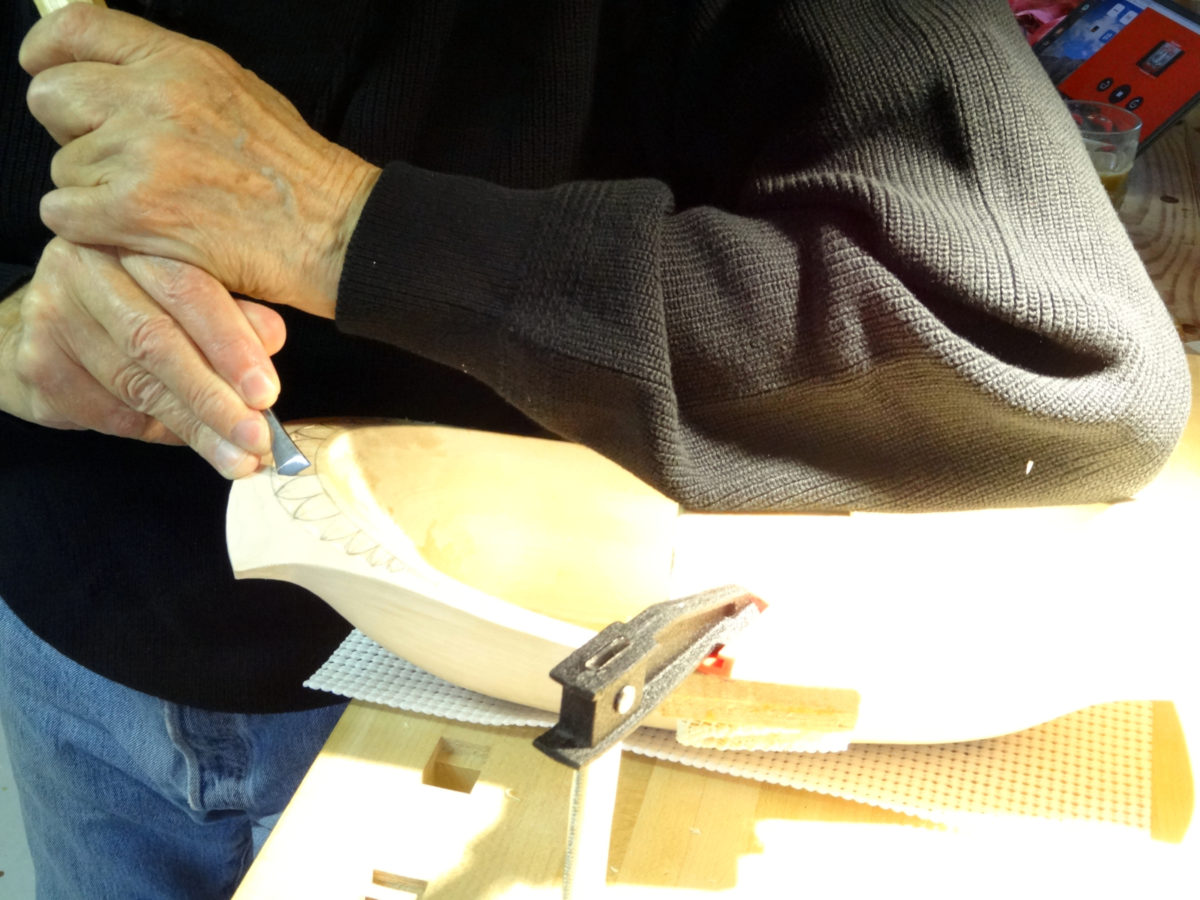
left=0, top=596, right=347, bottom=899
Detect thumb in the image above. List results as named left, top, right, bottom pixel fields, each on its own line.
left=21, top=3, right=173, bottom=76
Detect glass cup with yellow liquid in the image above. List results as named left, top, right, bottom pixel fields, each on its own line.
left=1065, top=99, right=1142, bottom=209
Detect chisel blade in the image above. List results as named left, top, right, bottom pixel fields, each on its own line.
left=262, top=408, right=310, bottom=475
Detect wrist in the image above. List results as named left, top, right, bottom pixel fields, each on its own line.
left=0, top=284, right=30, bottom=419
left=311, top=151, right=381, bottom=320
left=0, top=282, right=28, bottom=349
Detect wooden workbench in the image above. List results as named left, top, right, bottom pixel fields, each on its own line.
left=237, top=365, right=1199, bottom=899
left=234, top=111, right=1200, bottom=899
left=233, top=697, right=1193, bottom=899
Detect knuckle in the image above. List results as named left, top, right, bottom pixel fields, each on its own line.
left=117, top=177, right=157, bottom=228
left=120, top=176, right=181, bottom=235
left=168, top=414, right=205, bottom=449
left=123, top=309, right=178, bottom=365
left=132, top=416, right=179, bottom=445
left=182, top=378, right=236, bottom=428
left=13, top=340, right=57, bottom=398
left=111, top=361, right=166, bottom=412
left=136, top=399, right=194, bottom=442
left=84, top=173, right=150, bottom=235
left=37, top=236, right=79, bottom=273
left=48, top=146, right=65, bottom=187
left=18, top=287, right=54, bottom=331
left=188, top=39, right=236, bottom=76
left=48, top=144, right=75, bottom=188
left=14, top=319, right=63, bottom=385
left=25, top=72, right=55, bottom=121
left=38, top=192, right=69, bottom=237
left=201, top=330, right=257, bottom=370
left=102, top=408, right=152, bottom=439
left=55, top=2, right=100, bottom=41
left=148, top=258, right=205, bottom=308
left=157, top=77, right=194, bottom=114
left=74, top=396, right=148, bottom=439
left=25, top=394, right=71, bottom=430
left=157, top=43, right=234, bottom=109
left=126, top=131, right=169, bottom=171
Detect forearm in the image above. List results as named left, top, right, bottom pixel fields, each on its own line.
left=327, top=2, right=1191, bottom=512
left=18, top=0, right=1192, bottom=509
left=335, top=154, right=1189, bottom=513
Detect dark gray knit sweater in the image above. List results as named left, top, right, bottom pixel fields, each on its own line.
left=0, top=0, right=1189, bottom=711
left=336, top=0, right=1190, bottom=512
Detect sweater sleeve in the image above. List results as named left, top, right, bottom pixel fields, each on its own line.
left=334, top=2, right=1191, bottom=513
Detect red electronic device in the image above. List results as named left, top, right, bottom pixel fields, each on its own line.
left=1016, top=0, right=1200, bottom=148
left=1059, top=8, right=1200, bottom=138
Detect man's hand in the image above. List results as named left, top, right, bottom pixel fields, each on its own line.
left=19, top=4, right=380, bottom=319
left=0, top=238, right=286, bottom=478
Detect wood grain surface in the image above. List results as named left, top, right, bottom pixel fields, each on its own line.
left=1120, top=106, right=1200, bottom=330
left=234, top=697, right=1193, bottom=899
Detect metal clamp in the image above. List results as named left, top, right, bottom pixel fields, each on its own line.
left=533, top=584, right=764, bottom=768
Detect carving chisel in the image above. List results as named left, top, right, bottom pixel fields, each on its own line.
left=262, top=408, right=310, bottom=475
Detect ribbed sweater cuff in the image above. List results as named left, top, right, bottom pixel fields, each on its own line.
left=335, top=160, right=549, bottom=367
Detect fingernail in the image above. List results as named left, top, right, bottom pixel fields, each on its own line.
left=214, top=438, right=254, bottom=478
left=240, top=367, right=279, bottom=409
left=231, top=415, right=270, bottom=455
